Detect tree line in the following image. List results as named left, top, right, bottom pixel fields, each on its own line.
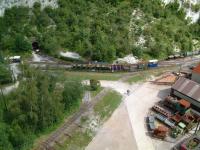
left=0, top=66, right=83, bottom=150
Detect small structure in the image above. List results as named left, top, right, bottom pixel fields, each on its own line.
left=147, top=115, right=156, bottom=130
left=155, top=114, right=175, bottom=128
left=171, top=77, right=200, bottom=113
left=178, top=122, right=186, bottom=130
left=153, top=105, right=172, bottom=118
left=179, top=99, right=191, bottom=109
left=180, top=135, right=200, bottom=150
left=191, top=64, right=200, bottom=84
left=148, top=59, right=158, bottom=68
left=153, top=126, right=168, bottom=139
left=171, top=113, right=182, bottom=123
left=9, top=56, right=21, bottom=63
left=182, top=113, right=195, bottom=124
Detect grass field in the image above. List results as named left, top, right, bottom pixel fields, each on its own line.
left=94, top=90, right=122, bottom=120
left=63, top=71, right=123, bottom=81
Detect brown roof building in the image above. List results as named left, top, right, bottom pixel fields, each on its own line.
left=171, top=77, right=200, bottom=113
left=192, top=64, right=200, bottom=84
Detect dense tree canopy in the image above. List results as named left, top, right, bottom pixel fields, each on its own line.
left=0, top=66, right=83, bottom=150
left=0, top=0, right=199, bottom=61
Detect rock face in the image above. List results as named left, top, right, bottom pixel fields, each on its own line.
left=162, top=0, right=200, bottom=23
left=0, top=0, right=58, bottom=16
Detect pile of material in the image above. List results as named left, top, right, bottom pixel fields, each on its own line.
left=153, top=73, right=178, bottom=85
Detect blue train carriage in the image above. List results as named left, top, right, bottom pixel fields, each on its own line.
left=148, top=59, right=158, bottom=68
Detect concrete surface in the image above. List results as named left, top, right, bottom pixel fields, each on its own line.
left=86, top=102, right=137, bottom=150
left=124, top=83, right=170, bottom=150
left=86, top=80, right=171, bottom=150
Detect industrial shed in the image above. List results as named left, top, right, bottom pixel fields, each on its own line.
left=171, top=77, right=200, bottom=113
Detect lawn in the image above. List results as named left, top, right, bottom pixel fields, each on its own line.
left=94, top=90, right=122, bottom=120
left=127, top=74, right=146, bottom=83
left=63, top=71, right=123, bottom=81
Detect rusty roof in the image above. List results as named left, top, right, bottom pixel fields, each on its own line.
left=172, top=77, right=200, bottom=102
left=193, top=64, right=200, bottom=74
left=179, top=99, right=190, bottom=108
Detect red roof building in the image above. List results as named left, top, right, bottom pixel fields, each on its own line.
left=179, top=99, right=191, bottom=109
left=193, top=64, right=200, bottom=74
left=192, top=64, right=200, bottom=84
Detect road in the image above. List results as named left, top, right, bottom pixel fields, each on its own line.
left=1, top=63, right=20, bottom=95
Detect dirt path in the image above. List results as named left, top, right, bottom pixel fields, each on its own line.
left=86, top=102, right=137, bottom=150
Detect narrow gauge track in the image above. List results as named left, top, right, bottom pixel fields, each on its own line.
left=29, top=55, right=200, bottom=72
left=38, top=88, right=109, bottom=150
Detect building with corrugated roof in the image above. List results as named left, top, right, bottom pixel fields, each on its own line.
left=192, top=64, right=200, bottom=84
left=171, top=77, right=200, bottom=113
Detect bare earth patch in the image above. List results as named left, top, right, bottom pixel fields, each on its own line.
left=86, top=102, right=137, bottom=150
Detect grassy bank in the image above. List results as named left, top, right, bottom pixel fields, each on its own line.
left=55, top=90, right=122, bottom=150
left=94, top=90, right=122, bottom=120
left=55, top=71, right=124, bottom=81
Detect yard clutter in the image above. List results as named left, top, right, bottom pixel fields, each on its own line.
left=147, top=95, right=199, bottom=140
left=153, top=126, right=169, bottom=139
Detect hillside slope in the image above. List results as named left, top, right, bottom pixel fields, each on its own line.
left=0, top=0, right=58, bottom=16
left=0, top=0, right=199, bottom=61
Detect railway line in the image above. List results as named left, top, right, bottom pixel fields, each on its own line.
left=29, top=54, right=200, bottom=72
left=38, top=88, right=109, bottom=150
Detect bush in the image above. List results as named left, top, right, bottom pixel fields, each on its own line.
left=90, top=79, right=100, bottom=91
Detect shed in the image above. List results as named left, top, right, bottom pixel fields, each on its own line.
left=178, top=122, right=186, bottom=129
left=171, top=77, right=200, bottom=112
left=179, top=99, right=190, bottom=109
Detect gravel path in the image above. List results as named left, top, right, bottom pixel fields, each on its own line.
left=86, top=102, right=137, bottom=150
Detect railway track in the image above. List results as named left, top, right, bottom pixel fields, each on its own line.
left=29, top=55, right=200, bottom=72
left=38, top=88, right=109, bottom=150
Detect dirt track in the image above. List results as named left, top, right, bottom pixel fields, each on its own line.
left=86, top=102, right=137, bottom=150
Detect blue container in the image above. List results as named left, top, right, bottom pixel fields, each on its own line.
left=148, top=59, right=158, bottom=68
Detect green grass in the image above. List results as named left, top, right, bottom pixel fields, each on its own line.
left=94, top=90, right=122, bottom=120
left=55, top=129, right=92, bottom=150
left=90, top=87, right=103, bottom=98
left=127, top=74, right=146, bottom=83
left=64, top=71, right=123, bottom=81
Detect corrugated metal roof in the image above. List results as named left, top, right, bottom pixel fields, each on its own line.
left=172, top=77, right=200, bottom=102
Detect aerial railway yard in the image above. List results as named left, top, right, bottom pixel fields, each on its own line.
left=6, top=52, right=200, bottom=150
